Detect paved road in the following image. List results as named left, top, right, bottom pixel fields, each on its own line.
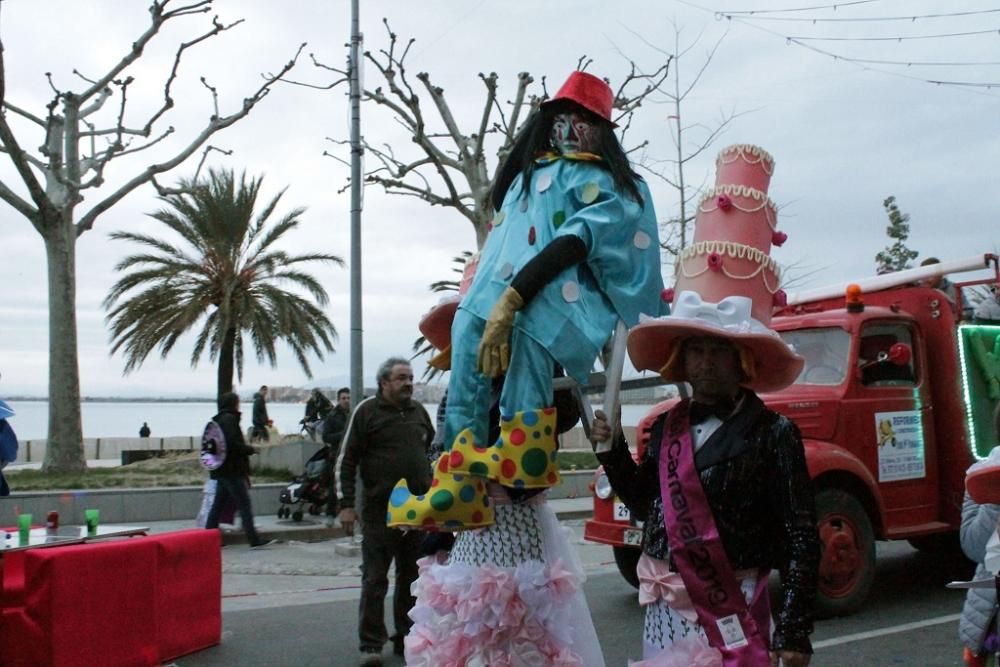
left=171, top=522, right=976, bottom=666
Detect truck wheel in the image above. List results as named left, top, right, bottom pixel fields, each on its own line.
left=613, top=546, right=641, bottom=589
left=815, top=489, right=875, bottom=618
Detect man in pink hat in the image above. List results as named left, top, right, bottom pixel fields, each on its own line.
left=592, top=144, right=819, bottom=666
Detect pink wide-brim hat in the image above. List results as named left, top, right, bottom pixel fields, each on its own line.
left=542, top=71, right=617, bottom=126
left=627, top=292, right=803, bottom=394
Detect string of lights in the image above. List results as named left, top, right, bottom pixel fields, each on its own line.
left=718, top=0, right=882, bottom=15
left=723, top=8, right=1000, bottom=23
left=676, top=0, right=1000, bottom=92
left=787, top=28, right=1000, bottom=41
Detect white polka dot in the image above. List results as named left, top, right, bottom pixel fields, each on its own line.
left=537, top=173, right=552, bottom=192
left=581, top=182, right=600, bottom=204
left=633, top=231, right=651, bottom=250
left=494, top=210, right=506, bottom=226
left=562, top=281, right=580, bottom=303
left=498, top=262, right=514, bottom=280
left=519, top=198, right=529, bottom=212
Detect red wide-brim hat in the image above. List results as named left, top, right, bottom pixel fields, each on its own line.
left=542, top=71, right=617, bottom=126
left=418, top=295, right=461, bottom=351
left=627, top=292, right=804, bottom=394
left=967, top=464, right=1000, bottom=505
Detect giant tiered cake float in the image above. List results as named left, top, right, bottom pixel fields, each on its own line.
left=628, top=143, right=803, bottom=393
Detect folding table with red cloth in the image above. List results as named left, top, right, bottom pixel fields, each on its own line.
left=0, top=528, right=220, bottom=667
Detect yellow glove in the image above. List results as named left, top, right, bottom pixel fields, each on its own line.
left=477, top=287, right=524, bottom=377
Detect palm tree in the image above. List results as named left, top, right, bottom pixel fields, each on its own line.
left=104, top=168, right=343, bottom=397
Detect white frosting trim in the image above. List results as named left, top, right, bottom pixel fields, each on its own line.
left=716, top=144, right=775, bottom=175
left=678, top=241, right=783, bottom=294
left=697, top=184, right=778, bottom=230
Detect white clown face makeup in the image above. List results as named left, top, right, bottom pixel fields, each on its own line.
left=551, top=111, right=597, bottom=154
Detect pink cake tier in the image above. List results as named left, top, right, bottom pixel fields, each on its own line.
left=694, top=184, right=780, bottom=252
left=674, top=240, right=782, bottom=325
left=715, top=144, right=774, bottom=193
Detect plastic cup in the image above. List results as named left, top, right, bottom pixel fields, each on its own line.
left=17, top=513, right=32, bottom=543
left=84, top=508, right=100, bottom=536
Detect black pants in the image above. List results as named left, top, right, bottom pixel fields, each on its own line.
left=206, top=476, right=262, bottom=546
left=358, top=520, right=423, bottom=651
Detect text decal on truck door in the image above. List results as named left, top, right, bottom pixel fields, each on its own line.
left=875, top=410, right=926, bottom=481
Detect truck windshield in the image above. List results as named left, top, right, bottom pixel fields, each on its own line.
left=780, top=327, right=852, bottom=386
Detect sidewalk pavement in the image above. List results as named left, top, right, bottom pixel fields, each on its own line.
left=140, top=496, right=605, bottom=614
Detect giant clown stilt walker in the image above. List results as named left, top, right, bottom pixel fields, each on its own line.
left=391, top=71, right=666, bottom=666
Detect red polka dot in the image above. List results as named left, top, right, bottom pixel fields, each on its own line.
left=474, top=445, right=489, bottom=453
left=431, top=478, right=439, bottom=487
left=449, top=451, right=464, bottom=468
left=543, top=407, right=556, bottom=415
left=472, top=511, right=483, bottom=523
left=547, top=471, right=558, bottom=484
left=509, top=428, right=526, bottom=445
left=501, top=459, right=517, bottom=478
left=422, top=518, right=438, bottom=528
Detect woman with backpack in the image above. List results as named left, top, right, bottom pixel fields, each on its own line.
left=204, top=391, right=273, bottom=548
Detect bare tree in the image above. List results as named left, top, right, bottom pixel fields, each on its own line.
left=636, top=23, right=750, bottom=263
left=0, top=0, right=303, bottom=472
left=310, top=19, right=671, bottom=249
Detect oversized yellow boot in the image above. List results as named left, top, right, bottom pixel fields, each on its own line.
left=449, top=408, right=561, bottom=490
left=386, top=437, right=494, bottom=531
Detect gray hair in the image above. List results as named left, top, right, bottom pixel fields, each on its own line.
left=377, top=356, right=412, bottom=387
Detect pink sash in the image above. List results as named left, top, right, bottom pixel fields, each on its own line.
left=658, top=401, right=771, bottom=666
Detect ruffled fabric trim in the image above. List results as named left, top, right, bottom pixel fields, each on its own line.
left=404, top=554, right=585, bottom=667
left=629, top=636, right=722, bottom=667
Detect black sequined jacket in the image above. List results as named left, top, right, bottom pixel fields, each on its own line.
left=596, top=392, right=820, bottom=655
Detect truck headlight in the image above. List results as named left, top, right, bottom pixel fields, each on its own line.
left=594, top=473, right=613, bottom=500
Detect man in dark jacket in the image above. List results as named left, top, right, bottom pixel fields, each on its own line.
left=205, top=391, right=271, bottom=547
left=338, top=359, right=433, bottom=666
left=322, top=387, right=351, bottom=518
left=251, top=385, right=269, bottom=442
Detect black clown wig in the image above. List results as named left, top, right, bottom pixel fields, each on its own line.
left=490, top=99, right=644, bottom=211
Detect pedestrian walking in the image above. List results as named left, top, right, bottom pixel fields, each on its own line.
left=251, top=385, right=269, bottom=442
left=204, top=391, right=273, bottom=548
left=337, top=358, right=433, bottom=666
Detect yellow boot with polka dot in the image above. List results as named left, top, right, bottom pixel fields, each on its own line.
left=385, top=434, right=494, bottom=531
left=449, top=408, right=561, bottom=489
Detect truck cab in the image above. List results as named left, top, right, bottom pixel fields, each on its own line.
left=584, top=254, right=1000, bottom=615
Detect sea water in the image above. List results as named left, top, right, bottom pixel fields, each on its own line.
left=4, top=400, right=655, bottom=440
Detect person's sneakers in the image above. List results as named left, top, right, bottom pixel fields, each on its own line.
left=359, top=648, right=383, bottom=666
left=250, top=538, right=279, bottom=549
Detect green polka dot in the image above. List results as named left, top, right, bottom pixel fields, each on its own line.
left=522, top=448, right=548, bottom=477
left=544, top=425, right=553, bottom=435
left=581, top=182, right=600, bottom=204
left=552, top=210, right=567, bottom=228
left=430, top=490, right=455, bottom=512
left=406, top=509, right=417, bottom=520
left=469, top=461, right=489, bottom=476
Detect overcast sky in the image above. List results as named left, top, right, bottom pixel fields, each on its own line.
left=0, top=0, right=997, bottom=398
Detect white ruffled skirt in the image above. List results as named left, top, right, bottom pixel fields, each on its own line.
left=404, top=492, right=605, bottom=667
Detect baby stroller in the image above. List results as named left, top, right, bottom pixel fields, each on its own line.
left=277, top=445, right=332, bottom=522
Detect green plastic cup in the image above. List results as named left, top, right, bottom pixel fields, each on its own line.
left=84, top=508, right=100, bottom=536
left=17, top=513, right=32, bottom=543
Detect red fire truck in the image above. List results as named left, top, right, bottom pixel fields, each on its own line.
left=584, top=253, right=1000, bottom=616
